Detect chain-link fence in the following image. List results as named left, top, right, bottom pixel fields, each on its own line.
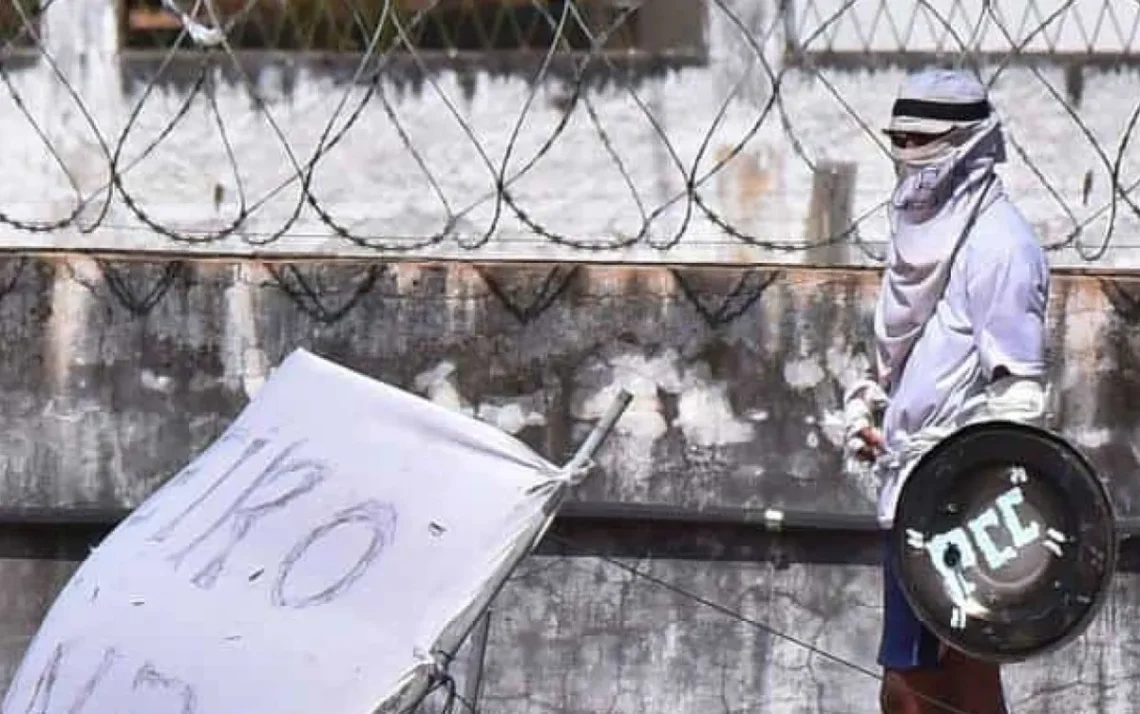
left=1, top=0, right=1139, bottom=264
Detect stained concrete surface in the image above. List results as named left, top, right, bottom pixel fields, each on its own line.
left=0, top=256, right=1135, bottom=515
left=3, top=0, right=1140, bottom=707
left=7, top=536, right=1140, bottom=713
left=479, top=555, right=1140, bottom=714
left=0, top=255, right=1138, bottom=709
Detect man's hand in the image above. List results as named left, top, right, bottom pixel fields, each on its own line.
left=853, top=426, right=886, bottom=462
left=844, top=379, right=888, bottom=465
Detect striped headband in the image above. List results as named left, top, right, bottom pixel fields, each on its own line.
left=890, top=98, right=992, bottom=125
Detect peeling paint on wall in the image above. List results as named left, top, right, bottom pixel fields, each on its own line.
left=783, top=356, right=827, bottom=391
left=573, top=350, right=756, bottom=450
left=223, top=264, right=269, bottom=400
left=139, top=369, right=175, bottom=394
left=477, top=399, right=548, bottom=436
left=414, top=360, right=473, bottom=416
left=673, top=364, right=755, bottom=448
left=1075, top=428, right=1114, bottom=450
left=47, top=258, right=92, bottom=392
left=3, top=255, right=1140, bottom=711
left=413, top=359, right=549, bottom=436
left=7, top=256, right=1136, bottom=516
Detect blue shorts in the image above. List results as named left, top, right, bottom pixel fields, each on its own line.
left=878, top=531, right=943, bottom=670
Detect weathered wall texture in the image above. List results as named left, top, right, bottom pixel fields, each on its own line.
left=0, top=256, right=864, bottom=511
left=3, top=256, right=1139, bottom=514
left=483, top=553, right=1140, bottom=714
left=0, top=255, right=1140, bottom=709
left=1, top=0, right=1139, bottom=267
left=4, top=0, right=1140, bottom=709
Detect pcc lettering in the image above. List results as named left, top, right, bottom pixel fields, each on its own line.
left=920, top=485, right=1063, bottom=605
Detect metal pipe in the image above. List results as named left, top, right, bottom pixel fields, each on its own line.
left=561, top=388, right=633, bottom=477
left=1, top=504, right=1137, bottom=536
left=461, top=610, right=493, bottom=713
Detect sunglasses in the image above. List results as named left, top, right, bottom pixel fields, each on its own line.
left=886, top=129, right=954, bottom=149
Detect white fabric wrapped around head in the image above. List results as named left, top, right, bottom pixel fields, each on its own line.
left=874, top=68, right=1009, bottom=391
left=886, top=69, right=993, bottom=136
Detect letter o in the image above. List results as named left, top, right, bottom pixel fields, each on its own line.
left=272, top=500, right=397, bottom=609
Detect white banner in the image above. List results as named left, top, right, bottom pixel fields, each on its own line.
left=1, top=349, right=569, bottom=714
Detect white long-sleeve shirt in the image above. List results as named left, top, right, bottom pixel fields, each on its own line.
left=874, top=195, right=1051, bottom=527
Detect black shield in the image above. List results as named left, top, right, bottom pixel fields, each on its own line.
left=891, top=420, right=1117, bottom=663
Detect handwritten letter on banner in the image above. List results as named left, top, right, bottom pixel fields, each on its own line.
left=2, top=349, right=571, bottom=714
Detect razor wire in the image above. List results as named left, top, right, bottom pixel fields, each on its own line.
left=1, top=0, right=1140, bottom=261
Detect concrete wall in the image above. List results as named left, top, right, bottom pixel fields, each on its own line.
left=1, top=0, right=1140, bottom=267
left=5, top=0, right=1140, bottom=710
left=5, top=255, right=1139, bottom=515
left=0, top=254, right=1139, bottom=709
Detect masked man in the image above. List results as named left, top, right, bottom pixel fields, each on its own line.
left=844, top=70, right=1051, bottom=714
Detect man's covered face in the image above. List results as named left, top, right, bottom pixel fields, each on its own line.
left=889, top=131, right=950, bottom=150
left=887, top=127, right=968, bottom=174
left=884, top=70, right=1007, bottom=223
left=883, top=69, right=998, bottom=179
left=887, top=120, right=998, bottom=221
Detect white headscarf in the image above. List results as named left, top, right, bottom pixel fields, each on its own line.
left=874, top=70, right=1008, bottom=391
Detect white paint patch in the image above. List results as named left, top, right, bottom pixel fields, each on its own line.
left=825, top=343, right=873, bottom=392
left=412, top=361, right=546, bottom=434
left=1074, top=428, right=1113, bottom=449
left=805, top=431, right=819, bottom=449
left=782, top=357, right=825, bottom=391
left=413, top=361, right=474, bottom=417
left=393, top=264, right=424, bottom=294
left=48, top=259, right=94, bottom=392
left=820, top=343, right=876, bottom=450
left=764, top=509, right=784, bottom=528
left=745, top=409, right=770, bottom=422
left=573, top=350, right=756, bottom=499
left=660, top=620, right=679, bottom=662
left=477, top=401, right=547, bottom=436
left=573, top=352, right=681, bottom=500
left=844, top=459, right=882, bottom=506
left=41, top=398, right=103, bottom=424
left=1062, top=295, right=1106, bottom=364
left=672, top=365, right=755, bottom=447
left=758, top=285, right=786, bottom=358
left=818, top=409, right=847, bottom=449
left=222, top=264, right=269, bottom=399
left=576, top=351, right=683, bottom=444
left=140, top=370, right=174, bottom=394
left=1128, top=429, right=1140, bottom=478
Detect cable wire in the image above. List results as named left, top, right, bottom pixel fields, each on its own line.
left=548, top=532, right=981, bottom=714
